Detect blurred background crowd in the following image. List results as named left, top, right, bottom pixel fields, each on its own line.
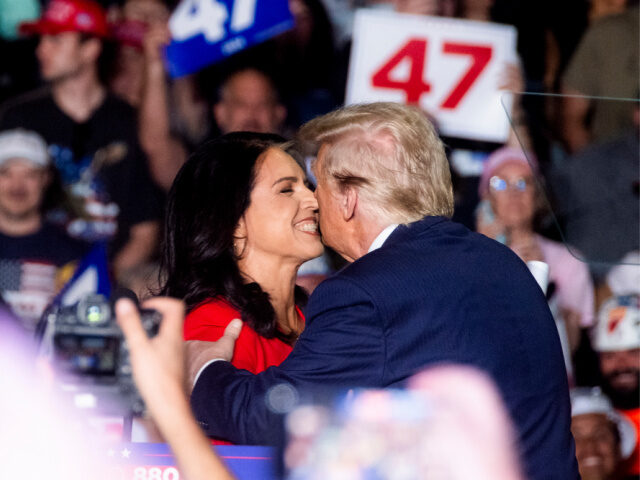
left=0, top=0, right=637, bottom=478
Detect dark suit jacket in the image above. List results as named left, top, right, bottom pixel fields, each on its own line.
left=191, top=216, right=579, bottom=479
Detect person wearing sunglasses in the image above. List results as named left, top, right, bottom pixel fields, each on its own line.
left=476, top=147, right=595, bottom=358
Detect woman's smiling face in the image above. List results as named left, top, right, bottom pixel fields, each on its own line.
left=236, top=147, right=323, bottom=266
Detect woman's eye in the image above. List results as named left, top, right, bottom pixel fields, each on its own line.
left=280, top=187, right=294, bottom=193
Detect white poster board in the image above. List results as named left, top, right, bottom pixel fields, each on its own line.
left=346, top=10, right=518, bottom=143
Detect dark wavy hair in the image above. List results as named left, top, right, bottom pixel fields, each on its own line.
left=160, top=132, right=307, bottom=343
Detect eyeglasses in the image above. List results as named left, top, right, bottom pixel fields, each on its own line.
left=489, top=175, right=534, bottom=193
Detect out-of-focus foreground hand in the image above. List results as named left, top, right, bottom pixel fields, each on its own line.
left=116, top=297, right=187, bottom=417
left=186, top=321, right=242, bottom=391
left=143, top=21, right=171, bottom=66
left=115, top=297, right=236, bottom=480
left=409, top=365, right=525, bottom=480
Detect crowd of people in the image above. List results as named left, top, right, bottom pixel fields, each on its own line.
left=0, top=0, right=638, bottom=479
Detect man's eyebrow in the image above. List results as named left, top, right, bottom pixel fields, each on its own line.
left=272, top=176, right=299, bottom=187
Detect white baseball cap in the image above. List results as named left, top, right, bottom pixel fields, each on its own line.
left=0, top=129, right=49, bottom=168
left=571, top=387, right=637, bottom=458
left=594, top=294, right=640, bottom=352
left=606, top=251, right=640, bottom=296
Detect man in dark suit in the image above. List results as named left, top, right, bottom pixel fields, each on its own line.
left=188, top=102, right=579, bottom=479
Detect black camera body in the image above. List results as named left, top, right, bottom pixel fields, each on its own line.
left=40, top=293, right=160, bottom=416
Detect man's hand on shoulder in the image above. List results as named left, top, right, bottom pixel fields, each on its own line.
left=186, top=319, right=242, bottom=391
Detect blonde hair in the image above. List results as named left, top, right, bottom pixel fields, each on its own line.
left=298, top=102, right=454, bottom=224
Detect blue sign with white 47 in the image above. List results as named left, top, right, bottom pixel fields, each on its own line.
left=165, top=0, right=294, bottom=77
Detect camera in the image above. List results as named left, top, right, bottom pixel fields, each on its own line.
left=38, top=293, right=160, bottom=417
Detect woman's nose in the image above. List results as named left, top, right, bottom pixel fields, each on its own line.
left=302, top=186, right=319, bottom=211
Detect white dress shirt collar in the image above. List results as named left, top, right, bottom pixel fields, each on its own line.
left=367, top=224, right=399, bottom=253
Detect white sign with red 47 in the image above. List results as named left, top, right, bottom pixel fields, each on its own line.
left=346, top=10, right=518, bottom=143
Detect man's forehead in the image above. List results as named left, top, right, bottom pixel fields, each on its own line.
left=310, top=144, right=329, bottom=176
left=0, top=158, right=45, bottom=171
left=316, top=143, right=332, bottom=162
left=226, top=72, right=277, bottom=100
left=42, top=30, right=82, bottom=42
left=600, top=347, right=640, bottom=356
left=572, top=413, right=614, bottom=430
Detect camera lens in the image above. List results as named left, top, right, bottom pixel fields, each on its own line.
left=76, top=294, right=110, bottom=326
left=87, top=305, right=103, bottom=324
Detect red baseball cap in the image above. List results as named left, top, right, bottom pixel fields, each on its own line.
left=20, top=0, right=109, bottom=38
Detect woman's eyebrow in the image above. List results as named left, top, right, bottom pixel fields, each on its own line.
left=272, top=176, right=299, bottom=187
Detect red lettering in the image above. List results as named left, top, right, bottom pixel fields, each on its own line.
left=371, top=38, right=431, bottom=104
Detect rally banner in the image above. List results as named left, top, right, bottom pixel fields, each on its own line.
left=346, top=10, right=518, bottom=143
left=166, top=0, right=294, bottom=77
left=53, top=242, right=111, bottom=307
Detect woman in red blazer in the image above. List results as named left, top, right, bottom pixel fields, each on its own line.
left=160, top=132, right=323, bottom=380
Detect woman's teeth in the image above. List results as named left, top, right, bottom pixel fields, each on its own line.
left=296, top=222, right=318, bottom=232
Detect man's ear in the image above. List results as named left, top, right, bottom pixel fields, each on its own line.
left=82, top=37, right=102, bottom=63
left=341, top=187, right=358, bottom=222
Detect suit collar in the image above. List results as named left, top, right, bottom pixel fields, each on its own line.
left=368, top=224, right=399, bottom=253
left=383, top=216, right=449, bottom=247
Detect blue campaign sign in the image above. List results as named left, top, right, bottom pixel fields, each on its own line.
left=166, top=0, right=294, bottom=77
